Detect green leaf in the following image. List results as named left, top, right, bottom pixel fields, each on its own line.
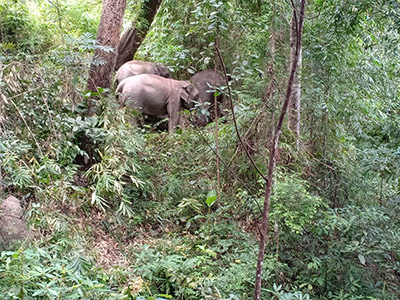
left=206, top=190, right=217, bottom=207
left=156, top=294, right=173, bottom=299
left=358, top=254, right=366, bottom=265
left=32, top=289, right=45, bottom=297
left=91, top=190, right=97, bottom=205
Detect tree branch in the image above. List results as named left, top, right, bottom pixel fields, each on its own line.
left=254, top=1, right=306, bottom=299
left=215, top=46, right=267, bottom=182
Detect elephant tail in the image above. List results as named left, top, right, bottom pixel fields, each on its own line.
left=115, top=81, right=125, bottom=107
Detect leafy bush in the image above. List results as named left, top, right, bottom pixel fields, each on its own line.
left=270, top=172, right=326, bottom=234
left=130, top=222, right=259, bottom=300
left=274, top=201, right=400, bottom=300
left=0, top=0, right=53, bottom=53
left=0, top=244, right=124, bottom=299
left=0, top=136, right=34, bottom=190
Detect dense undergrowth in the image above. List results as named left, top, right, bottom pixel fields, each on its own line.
left=1, top=0, right=400, bottom=299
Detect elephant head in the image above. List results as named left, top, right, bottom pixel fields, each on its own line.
left=155, top=64, right=171, bottom=78
left=190, top=69, right=226, bottom=126
left=116, top=74, right=199, bottom=132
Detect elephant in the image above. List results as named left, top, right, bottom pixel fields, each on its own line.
left=114, top=60, right=170, bottom=86
left=116, top=74, right=200, bottom=131
left=190, top=69, right=226, bottom=126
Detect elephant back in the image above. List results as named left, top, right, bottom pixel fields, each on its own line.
left=114, top=60, right=170, bottom=86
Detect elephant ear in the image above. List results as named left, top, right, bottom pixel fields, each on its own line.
left=155, top=65, right=170, bottom=78
left=180, top=84, right=198, bottom=109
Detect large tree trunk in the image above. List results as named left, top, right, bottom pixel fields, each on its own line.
left=87, top=0, right=127, bottom=101
left=288, top=4, right=302, bottom=149
left=115, top=0, right=162, bottom=71
left=81, top=0, right=126, bottom=167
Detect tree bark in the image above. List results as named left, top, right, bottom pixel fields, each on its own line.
left=254, top=1, right=306, bottom=299
left=81, top=0, right=126, bottom=167
left=114, top=0, right=162, bottom=71
left=87, top=0, right=127, bottom=100
left=288, top=3, right=303, bottom=149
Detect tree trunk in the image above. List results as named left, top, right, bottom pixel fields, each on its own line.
left=81, top=0, right=126, bottom=167
left=115, top=0, right=162, bottom=71
left=288, top=4, right=302, bottom=149
left=254, top=1, right=306, bottom=299
left=87, top=0, right=127, bottom=100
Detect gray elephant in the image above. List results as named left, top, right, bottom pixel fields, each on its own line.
left=116, top=74, right=200, bottom=131
left=114, top=60, right=170, bottom=86
left=190, top=70, right=226, bottom=126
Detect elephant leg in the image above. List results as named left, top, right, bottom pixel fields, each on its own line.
left=122, top=106, right=143, bottom=128
left=215, top=103, right=224, bottom=119
left=129, top=117, right=138, bottom=128
left=195, top=115, right=207, bottom=127
left=123, top=113, right=139, bottom=129
left=168, top=111, right=180, bottom=131
left=167, top=101, right=180, bottom=132
left=218, top=95, right=227, bottom=117
left=178, top=111, right=191, bottom=129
